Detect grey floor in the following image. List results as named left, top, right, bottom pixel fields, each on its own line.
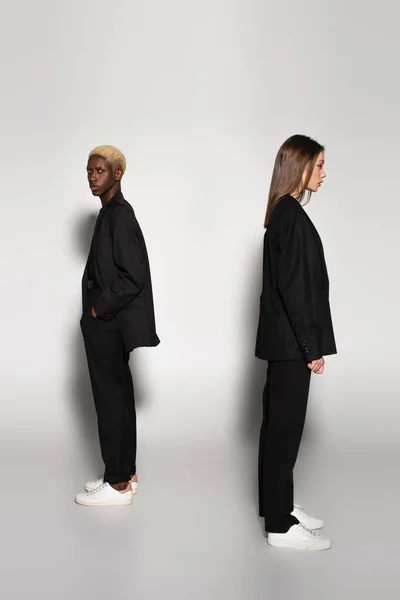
left=2, top=438, right=397, bottom=599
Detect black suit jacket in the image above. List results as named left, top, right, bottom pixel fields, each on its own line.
left=82, top=191, right=160, bottom=352
left=255, top=195, right=336, bottom=362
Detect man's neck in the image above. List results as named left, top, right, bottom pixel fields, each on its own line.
left=100, top=183, right=122, bottom=207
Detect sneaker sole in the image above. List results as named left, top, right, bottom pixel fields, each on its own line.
left=267, top=538, right=332, bottom=551
left=75, top=497, right=133, bottom=507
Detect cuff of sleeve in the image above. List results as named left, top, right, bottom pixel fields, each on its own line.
left=299, top=339, right=321, bottom=362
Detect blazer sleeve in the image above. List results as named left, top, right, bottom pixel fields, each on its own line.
left=276, top=208, right=322, bottom=361
left=92, top=206, right=145, bottom=319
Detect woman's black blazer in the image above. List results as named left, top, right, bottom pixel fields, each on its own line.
left=255, top=195, right=337, bottom=362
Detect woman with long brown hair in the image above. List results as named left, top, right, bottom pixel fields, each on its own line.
left=255, top=134, right=337, bottom=550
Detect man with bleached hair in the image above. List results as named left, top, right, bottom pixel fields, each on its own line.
left=75, top=145, right=160, bottom=507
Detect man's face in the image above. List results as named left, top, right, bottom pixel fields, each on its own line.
left=86, top=155, right=119, bottom=197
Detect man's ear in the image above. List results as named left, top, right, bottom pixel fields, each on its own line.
left=115, top=169, right=123, bottom=182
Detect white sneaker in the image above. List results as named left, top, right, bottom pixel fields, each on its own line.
left=75, top=482, right=133, bottom=507
left=268, top=524, right=332, bottom=551
left=292, top=504, right=324, bottom=530
left=85, top=476, right=139, bottom=494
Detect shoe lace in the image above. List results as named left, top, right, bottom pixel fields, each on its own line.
left=87, top=483, right=107, bottom=496
left=298, top=523, right=318, bottom=539
left=294, top=504, right=310, bottom=518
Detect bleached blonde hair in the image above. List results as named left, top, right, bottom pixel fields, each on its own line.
left=88, top=145, right=127, bottom=174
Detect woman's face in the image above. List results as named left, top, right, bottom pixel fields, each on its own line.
left=304, top=151, right=326, bottom=192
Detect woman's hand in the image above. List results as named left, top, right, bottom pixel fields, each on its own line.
left=308, top=357, right=325, bottom=374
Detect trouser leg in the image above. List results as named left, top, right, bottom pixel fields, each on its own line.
left=122, top=351, right=137, bottom=477
left=258, top=360, right=311, bottom=533
left=81, top=318, right=135, bottom=484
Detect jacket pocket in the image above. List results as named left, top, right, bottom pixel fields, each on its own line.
left=127, top=295, right=142, bottom=309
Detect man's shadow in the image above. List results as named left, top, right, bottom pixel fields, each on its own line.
left=70, top=212, right=149, bottom=476
left=69, top=212, right=99, bottom=473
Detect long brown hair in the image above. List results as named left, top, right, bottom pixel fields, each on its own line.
left=264, top=134, right=324, bottom=227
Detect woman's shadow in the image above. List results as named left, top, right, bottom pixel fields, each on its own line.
left=70, top=212, right=149, bottom=477
left=238, top=239, right=319, bottom=446
left=238, top=241, right=318, bottom=512
left=238, top=241, right=265, bottom=447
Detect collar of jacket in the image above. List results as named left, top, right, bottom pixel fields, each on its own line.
left=100, top=190, right=124, bottom=213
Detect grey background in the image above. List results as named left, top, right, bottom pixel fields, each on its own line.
left=0, top=0, right=399, bottom=598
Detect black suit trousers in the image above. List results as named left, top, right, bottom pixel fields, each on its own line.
left=258, top=360, right=311, bottom=533
left=80, top=312, right=137, bottom=484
